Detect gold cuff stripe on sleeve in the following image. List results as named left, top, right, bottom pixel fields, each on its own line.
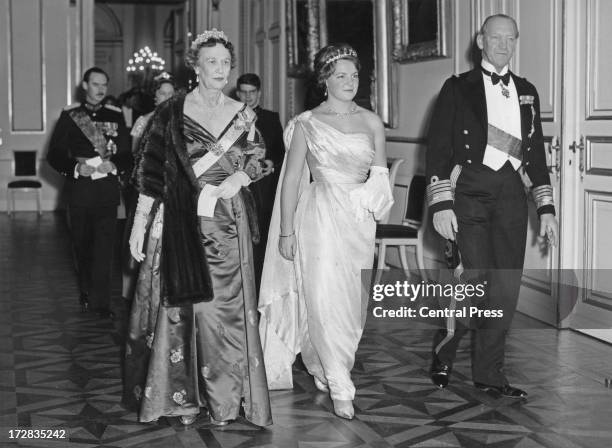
left=426, top=180, right=453, bottom=206
left=533, top=185, right=554, bottom=209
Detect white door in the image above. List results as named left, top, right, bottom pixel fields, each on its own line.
left=513, top=0, right=563, bottom=326
left=562, top=0, right=612, bottom=342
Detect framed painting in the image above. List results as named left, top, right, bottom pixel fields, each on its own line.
left=286, top=0, right=323, bottom=77
left=287, top=0, right=395, bottom=126
left=391, top=0, right=451, bottom=63
left=323, top=0, right=394, bottom=126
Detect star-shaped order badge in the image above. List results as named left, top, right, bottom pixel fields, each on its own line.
left=234, top=110, right=257, bottom=140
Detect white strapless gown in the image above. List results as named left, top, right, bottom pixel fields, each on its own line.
left=258, top=111, right=377, bottom=401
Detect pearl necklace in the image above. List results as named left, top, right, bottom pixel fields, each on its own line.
left=196, top=88, right=225, bottom=120
left=325, top=101, right=358, bottom=119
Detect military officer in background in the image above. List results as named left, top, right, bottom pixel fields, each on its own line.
left=48, top=67, right=131, bottom=318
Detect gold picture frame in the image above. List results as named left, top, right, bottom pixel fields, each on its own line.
left=286, top=0, right=323, bottom=77
left=286, top=0, right=395, bottom=127
left=391, top=0, right=451, bottom=63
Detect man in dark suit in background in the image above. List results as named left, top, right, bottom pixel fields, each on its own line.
left=426, top=15, right=558, bottom=398
left=236, top=73, right=285, bottom=291
left=48, top=67, right=131, bottom=318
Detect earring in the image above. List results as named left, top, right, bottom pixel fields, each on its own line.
left=195, top=70, right=200, bottom=84
left=324, top=85, right=328, bottom=97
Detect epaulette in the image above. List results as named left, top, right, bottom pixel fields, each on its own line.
left=63, top=102, right=80, bottom=111
left=104, top=104, right=122, bottom=113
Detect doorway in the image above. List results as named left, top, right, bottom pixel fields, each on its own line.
left=93, top=0, right=188, bottom=113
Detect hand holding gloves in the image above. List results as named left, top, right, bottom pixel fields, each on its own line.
left=214, top=171, right=252, bottom=199
left=350, top=166, right=394, bottom=221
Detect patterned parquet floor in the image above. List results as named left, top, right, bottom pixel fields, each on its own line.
left=1, top=212, right=612, bottom=448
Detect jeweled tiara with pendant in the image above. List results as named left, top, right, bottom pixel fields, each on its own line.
left=191, top=28, right=229, bottom=50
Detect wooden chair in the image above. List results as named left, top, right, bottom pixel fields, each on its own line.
left=374, top=171, right=427, bottom=284
left=7, top=150, right=42, bottom=217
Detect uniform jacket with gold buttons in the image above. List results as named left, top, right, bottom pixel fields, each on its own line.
left=425, top=68, right=555, bottom=216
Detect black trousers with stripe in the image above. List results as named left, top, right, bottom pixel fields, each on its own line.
left=433, top=162, right=528, bottom=387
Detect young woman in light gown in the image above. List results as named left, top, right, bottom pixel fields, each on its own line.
left=258, top=43, right=393, bottom=420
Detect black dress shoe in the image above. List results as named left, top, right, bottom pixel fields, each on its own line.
left=474, top=382, right=528, bottom=398
left=79, top=293, right=90, bottom=313
left=430, top=354, right=451, bottom=388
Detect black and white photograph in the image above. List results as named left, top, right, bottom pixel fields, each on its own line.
left=1, top=0, right=611, bottom=447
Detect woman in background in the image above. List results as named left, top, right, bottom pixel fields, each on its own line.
left=130, top=74, right=176, bottom=150
left=259, top=43, right=393, bottom=420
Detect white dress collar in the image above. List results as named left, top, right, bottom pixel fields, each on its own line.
left=481, top=59, right=509, bottom=75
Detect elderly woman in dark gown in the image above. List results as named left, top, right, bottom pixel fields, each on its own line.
left=122, top=29, right=272, bottom=427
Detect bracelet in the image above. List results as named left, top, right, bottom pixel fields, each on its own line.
left=279, top=231, right=295, bottom=238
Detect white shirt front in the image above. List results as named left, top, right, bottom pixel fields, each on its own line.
left=481, top=60, right=522, bottom=170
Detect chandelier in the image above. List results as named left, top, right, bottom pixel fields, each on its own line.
left=126, top=46, right=166, bottom=73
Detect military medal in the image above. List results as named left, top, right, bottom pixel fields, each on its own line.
left=501, top=85, right=510, bottom=98
left=106, top=139, right=117, bottom=155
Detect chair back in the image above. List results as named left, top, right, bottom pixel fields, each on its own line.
left=7, top=150, right=42, bottom=216
left=12, top=150, right=38, bottom=178
left=9, top=150, right=41, bottom=189
left=404, top=174, right=426, bottom=230
left=387, top=158, right=404, bottom=187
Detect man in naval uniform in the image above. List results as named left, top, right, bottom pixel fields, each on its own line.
left=48, top=67, right=131, bottom=318
left=236, top=73, right=285, bottom=291
left=426, top=15, right=558, bottom=398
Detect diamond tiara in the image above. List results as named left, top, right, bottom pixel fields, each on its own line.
left=191, top=28, right=229, bottom=49
left=153, top=71, right=171, bottom=81
left=323, top=48, right=358, bottom=67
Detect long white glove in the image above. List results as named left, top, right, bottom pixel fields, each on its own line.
left=215, top=171, right=252, bottom=199
left=355, top=166, right=394, bottom=220
left=129, top=194, right=154, bottom=262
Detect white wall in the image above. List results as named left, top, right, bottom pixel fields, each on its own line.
left=0, top=0, right=92, bottom=213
